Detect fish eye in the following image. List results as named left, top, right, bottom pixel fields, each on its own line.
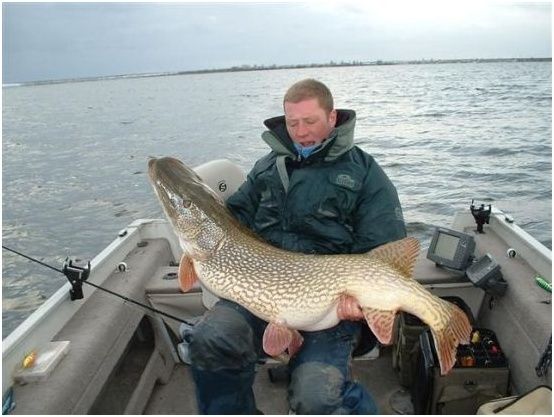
left=182, top=199, right=192, bottom=208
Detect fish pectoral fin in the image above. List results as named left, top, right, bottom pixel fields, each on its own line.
left=178, top=254, right=198, bottom=293
left=337, top=294, right=364, bottom=321
left=263, top=322, right=303, bottom=357
left=367, top=237, right=420, bottom=277
left=362, top=307, right=397, bottom=345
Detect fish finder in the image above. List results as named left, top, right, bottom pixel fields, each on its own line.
left=466, top=253, right=507, bottom=296
left=426, top=227, right=475, bottom=271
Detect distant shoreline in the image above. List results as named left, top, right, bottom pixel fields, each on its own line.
left=4, top=57, right=551, bottom=87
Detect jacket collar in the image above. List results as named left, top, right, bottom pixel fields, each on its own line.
left=261, top=109, right=356, bottom=162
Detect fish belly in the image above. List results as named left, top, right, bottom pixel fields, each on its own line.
left=281, top=301, right=340, bottom=331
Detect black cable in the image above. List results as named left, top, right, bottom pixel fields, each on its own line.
left=2, top=245, right=193, bottom=326
left=83, top=280, right=192, bottom=325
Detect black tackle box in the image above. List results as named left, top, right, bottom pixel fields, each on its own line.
left=411, top=327, right=510, bottom=414
left=392, top=296, right=474, bottom=387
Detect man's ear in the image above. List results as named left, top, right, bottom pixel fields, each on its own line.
left=329, top=109, right=337, bottom=128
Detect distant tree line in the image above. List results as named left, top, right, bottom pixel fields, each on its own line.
left=18, top=57, right=552, bottom=86
left=178, top=57, right=551, bottom=75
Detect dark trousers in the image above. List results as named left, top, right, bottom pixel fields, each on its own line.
left=189, top=299, right=378, bottom=414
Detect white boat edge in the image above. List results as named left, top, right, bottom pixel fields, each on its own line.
left=2, top=219, right=182, bottom=395
left=452, top=207, right=552, bottom=280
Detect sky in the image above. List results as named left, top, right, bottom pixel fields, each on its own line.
left=2, top=1, right=552, bottom=83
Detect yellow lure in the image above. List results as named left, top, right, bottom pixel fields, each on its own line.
left=22, top=351, right=37, bottom=369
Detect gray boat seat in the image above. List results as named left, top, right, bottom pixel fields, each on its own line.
left=145, top=266, right=208, bottom=337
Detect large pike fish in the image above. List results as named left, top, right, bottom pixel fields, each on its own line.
left=148, top=156, right=471, bottom=375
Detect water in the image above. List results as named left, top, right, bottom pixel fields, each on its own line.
left=2, top=62, right=551, bottom=337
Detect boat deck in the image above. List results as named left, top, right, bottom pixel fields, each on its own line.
left=144, top=348, right=405, bottom=415
left=4, top=211, right=551, bottom=415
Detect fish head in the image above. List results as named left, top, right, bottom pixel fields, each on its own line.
left=148, top=157, right=226, bottom=257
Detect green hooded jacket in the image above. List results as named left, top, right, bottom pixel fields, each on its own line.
left=226, top=109, right=406, bottom=254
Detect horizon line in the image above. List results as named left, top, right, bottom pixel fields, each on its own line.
left=4, top=56, right=552, bottom=87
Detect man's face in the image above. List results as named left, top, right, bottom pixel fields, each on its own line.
left=284, top=98, right=337, bottom=147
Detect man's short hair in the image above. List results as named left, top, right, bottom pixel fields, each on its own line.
left=283, top=79, right=334, bottom=114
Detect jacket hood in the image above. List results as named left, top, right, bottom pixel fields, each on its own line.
left=261, top=109, right=356, bottom=162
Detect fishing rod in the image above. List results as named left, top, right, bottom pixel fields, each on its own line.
left=2, top=245, right=193, bottom=326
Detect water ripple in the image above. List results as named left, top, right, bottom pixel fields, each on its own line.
left=2, top=61, right=551, bottom=337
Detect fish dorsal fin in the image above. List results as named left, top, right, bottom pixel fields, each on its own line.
left=368, top=237, right=420, bottom=277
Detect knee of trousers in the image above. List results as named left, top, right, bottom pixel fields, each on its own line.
left=188, top=303, right=258, bottom=371
left=288, top=361, right=345, bottom=414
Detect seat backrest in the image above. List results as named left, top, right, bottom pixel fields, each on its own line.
left=194, top=159, right=246, bottom=202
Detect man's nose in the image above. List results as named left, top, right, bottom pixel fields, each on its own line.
left=296, top=122, right=308, bottom=137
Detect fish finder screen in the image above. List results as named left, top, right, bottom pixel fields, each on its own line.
left=426, top=226, right=475, bottom=270
left=433, top=232, right=460, bottom=261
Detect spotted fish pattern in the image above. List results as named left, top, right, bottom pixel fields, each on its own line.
left=148, top=157, right=472, bottom=375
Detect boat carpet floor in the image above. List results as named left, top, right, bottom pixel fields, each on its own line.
left=145, top=346, right=406, bottom=415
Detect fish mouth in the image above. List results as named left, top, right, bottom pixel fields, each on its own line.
left=148, top=156, right=181, bottom=179
left=147, top=157, right=187, bottom=211
left=148, top=156, right=230, bottom=230
left=147, top=157, right=157, bottom=172
left=148, top=156, right=208, bottom=211
left=148, top=156, right=192, bottom=189
left=148, top=157, right=163, bottom=183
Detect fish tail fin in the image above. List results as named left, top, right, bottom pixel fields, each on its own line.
left=429, top=302, right=472, bottom=375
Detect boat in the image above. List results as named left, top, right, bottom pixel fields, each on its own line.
left=2, top=159, right=552, bottom=414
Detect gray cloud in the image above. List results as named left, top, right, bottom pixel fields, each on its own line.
left=2, top=2, right=551, bottom=83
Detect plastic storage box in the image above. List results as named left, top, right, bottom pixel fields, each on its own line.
left=411, top=328, right=510, bottom=414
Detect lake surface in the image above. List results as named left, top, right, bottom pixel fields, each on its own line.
left=2, top=62, right=551, bottom=337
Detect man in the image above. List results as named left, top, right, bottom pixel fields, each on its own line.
left=189, top=79, right=406, bottom=414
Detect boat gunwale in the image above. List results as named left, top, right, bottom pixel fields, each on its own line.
left=2, top=219, right=179, bottom=397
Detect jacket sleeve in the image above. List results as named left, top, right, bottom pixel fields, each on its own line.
left=225, top=170, right=260, bottom=229
left=350, top=159, right=407, bottom=253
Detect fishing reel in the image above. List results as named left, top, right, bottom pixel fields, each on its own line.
left=470, top=200, right=491, bottom=233
left=63, top=258, right=91, bottom=301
